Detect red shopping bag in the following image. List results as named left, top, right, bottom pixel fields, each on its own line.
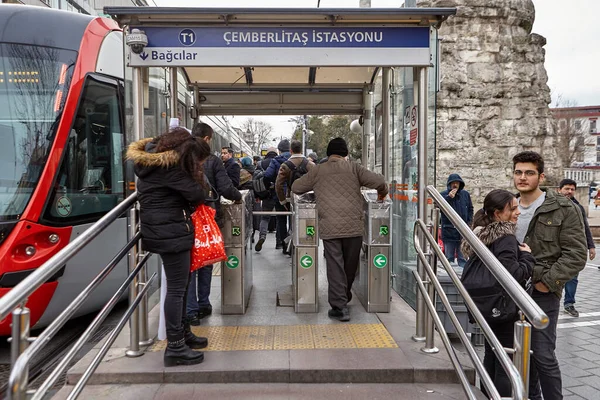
left=191, top=205, right=227, bottom=272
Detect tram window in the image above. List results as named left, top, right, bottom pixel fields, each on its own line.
left=43, top=76, right=125, bottom=224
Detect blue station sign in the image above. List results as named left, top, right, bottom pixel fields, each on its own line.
left=128, top=26, right=431, bottom=67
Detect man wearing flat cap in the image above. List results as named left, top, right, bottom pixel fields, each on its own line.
left=292, top=138, right=388, bottom=321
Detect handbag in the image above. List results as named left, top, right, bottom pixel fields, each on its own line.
left=190, top=204, right=227, bottom=272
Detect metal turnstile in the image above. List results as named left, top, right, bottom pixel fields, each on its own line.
left=291, top=192, right=319, bottom=313
left=354, top=190, right=392, bottom=312
left=221, top=190, right=253, bottom=314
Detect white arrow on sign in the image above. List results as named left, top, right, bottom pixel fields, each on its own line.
left=374, top=255, right=387, bottom=267
left=301, top=257, right=311, bottom=267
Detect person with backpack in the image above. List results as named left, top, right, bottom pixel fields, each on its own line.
left=460, top=189, right=534, bottom=397
left=275, top=140, right=314, bottom=255
left=187, top=123, right=241, bottom=325
left=240, top=156, right=260, bottom=241
left=257, top=140, right=291, bottom=252
left=253, top=147, right=278, bottom=252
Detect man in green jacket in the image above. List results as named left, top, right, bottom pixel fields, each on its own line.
left=513, top=151, right=587, bottom=400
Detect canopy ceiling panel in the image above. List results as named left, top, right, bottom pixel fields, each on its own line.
left=250, top=67, right=309, bottom=84
left=184, top=67, right=246, bottom=85
left=315, top=67, right=377, bottom=85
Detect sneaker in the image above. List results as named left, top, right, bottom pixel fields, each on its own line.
left=564, top=305, right=579, bottom=317
left=328, top=307, right=350, bottom=322
left=197, top=305, right=212, bottom=319
left=275, top=242, right=283, bottom=250
left=255, top=237, right=265, bottom=252
left=188, top=314, right=201, bottom=326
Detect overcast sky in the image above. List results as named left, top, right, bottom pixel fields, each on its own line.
left=152, top=0, right=600, bottom=138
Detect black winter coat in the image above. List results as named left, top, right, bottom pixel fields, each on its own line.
left=127, top=138, right=206, bottom=254
left=203, top=154, right=241, bottom=227
left=440, top=173, right=474, bottom=242
left=223, top=158, right=240, bottom=188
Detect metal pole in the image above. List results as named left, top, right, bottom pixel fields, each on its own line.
left=422, top=208, right=440, bottom=353
left=170, top=67, right=178, bottom=120
left=413, top=66, right=428, bottom=342
left=10, top=306, right=30, bottom=400
left=302, top=115, right=308, bottom=156
left=126, top=208, right=142, bottom=357
left=137, top=240, right=153, bottom=347
left=513, top=313, right=532, bottom=399
left=362, top=86, right=372, bottom=167
left=382, top=67, right=391, bottom=181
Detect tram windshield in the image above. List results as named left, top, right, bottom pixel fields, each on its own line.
left=0, top=43, right=76, bottom=220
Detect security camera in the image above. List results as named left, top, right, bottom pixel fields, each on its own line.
left=126, top=29, right=148, bottom=55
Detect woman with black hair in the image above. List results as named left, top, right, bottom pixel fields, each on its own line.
left=460, top=189, right=534, bottom=396
left=127, top=127, right=211, bottom=367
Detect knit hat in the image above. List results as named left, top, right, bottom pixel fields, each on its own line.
left=241, top=156, right=253, bottom=167
left=326, top=137, right=348, bottom=157
left=277, top=139, right=290, bottom=153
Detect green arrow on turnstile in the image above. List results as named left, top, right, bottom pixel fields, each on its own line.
left=373, top=254, right=388, bottom=269
left=306, top=226, right=315, bottom=237
left=379, top=225, right=389, bottom=236
left=299, top=255, right=313, bottom=269
left=226, top=255, right=240, bottom=269
left=232, top=226, right=241, bottom=236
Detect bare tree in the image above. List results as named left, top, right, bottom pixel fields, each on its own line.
left=552, top=95, right=587, bottom=169
left=240, top=118, right=273, bottom=154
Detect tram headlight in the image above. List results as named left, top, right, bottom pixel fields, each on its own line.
left=25, top=246, right=36, bottom=257
left=48, top=233, right=60, bottom=244
left=126, top=29, right=148, bottom=55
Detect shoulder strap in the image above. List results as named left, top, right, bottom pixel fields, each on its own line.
left=284, top=160, right=297, bottom=171
left=299, top=158, right=309, bottom=171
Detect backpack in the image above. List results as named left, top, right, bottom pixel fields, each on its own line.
left=284, top=158, right=309, bottom=190
left=460, top=257, right=520, bottom=325
left=252, top=164, right=271, bottom=200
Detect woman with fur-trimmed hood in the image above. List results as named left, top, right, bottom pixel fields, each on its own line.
left=460, top=189, right=534, bottom=397
left=127, top=128, right=210, bottom=367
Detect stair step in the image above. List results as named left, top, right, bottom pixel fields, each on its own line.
left=53, top=382, right=487, bottom=400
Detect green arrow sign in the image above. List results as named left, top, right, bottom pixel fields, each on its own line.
left=379, top=225, right=389, bottom=236
left=373, top=254, right=388, bottom=268
left=300, top=255, right=313, bottom=269
left=232, top=226, right=241, bottom=236
left=306, top=226, right=315, bottom=237
left=226, top=255, right=240, bottom=269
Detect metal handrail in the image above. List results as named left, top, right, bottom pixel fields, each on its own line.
left=427, top=185, right=548, bottom=330
left=414, top=220, right=525, bottom=399
left=0, top=192, right=147, bottom=399
left=0, top=192, right=138, bottom=321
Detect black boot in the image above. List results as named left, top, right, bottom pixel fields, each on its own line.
left=164, top=339, right=204, bottom=367
left=183, top=318, right=208, bottom=350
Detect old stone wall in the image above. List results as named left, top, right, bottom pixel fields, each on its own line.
left=419, top=0, right=560, bottom=205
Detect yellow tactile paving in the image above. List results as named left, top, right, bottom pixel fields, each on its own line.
left=348, top=323, right=398, bottom=348
left=273, top=325, right=314, bottom=350
left=149, top=323, right=397, bottom=352
left=312, top=324, right=357, bottom=349
left=231, top=325, right=275, bottom=350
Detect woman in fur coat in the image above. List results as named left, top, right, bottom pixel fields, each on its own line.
left=127, top=128, right=211, bottom=367
left=460, top=189, right=535, bottom=396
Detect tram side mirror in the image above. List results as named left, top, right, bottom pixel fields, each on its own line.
left=126, top=29, right=148, bottom=55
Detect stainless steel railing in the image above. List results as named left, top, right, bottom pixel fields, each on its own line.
left=412, top=185, right=549, bottom=400
left=0, top=192, right=156, bottom=400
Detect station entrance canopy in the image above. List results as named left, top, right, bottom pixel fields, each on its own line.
left=104, top=7, right=455, bottom=115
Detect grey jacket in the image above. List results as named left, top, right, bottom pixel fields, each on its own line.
left=291, top=156, right=388, bottom=240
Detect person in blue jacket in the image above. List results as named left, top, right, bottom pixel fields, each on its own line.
left=263, top=139, right=291, bottom=250
left=440, top=173, right=473, bottom=267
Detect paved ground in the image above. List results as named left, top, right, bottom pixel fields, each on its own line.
left=550, top=199, right=600, bottom=399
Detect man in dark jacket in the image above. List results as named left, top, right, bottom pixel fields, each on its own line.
left=188, top=123, right=242, bottom=325
left=255, top=147, right=279, bottom=252
left=440, top=173, right=473, bottom=267
left=262, top=139, right=291, bottom=250
left=221, top=147, right=240, bottom=188
left=513, top=151, right=587, bottom=400
left=558, top=178, right=595, bottom=318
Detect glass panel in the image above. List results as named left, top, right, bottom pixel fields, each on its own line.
left=0, top=43, right=76, bottom=220
left=43, top=77, right=125, bottom=224
left=389, top=28, right=439, bottom=308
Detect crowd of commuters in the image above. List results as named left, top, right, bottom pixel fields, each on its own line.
left=128, top=120, right=587, bottom=400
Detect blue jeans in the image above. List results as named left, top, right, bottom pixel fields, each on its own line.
left=443, top=241, right=466, bottom=267
left=259, top=197, right=276, bottom=240
left=186, top=264, right=213, bottom=316
left=564, top=275, right=578, bottom=306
